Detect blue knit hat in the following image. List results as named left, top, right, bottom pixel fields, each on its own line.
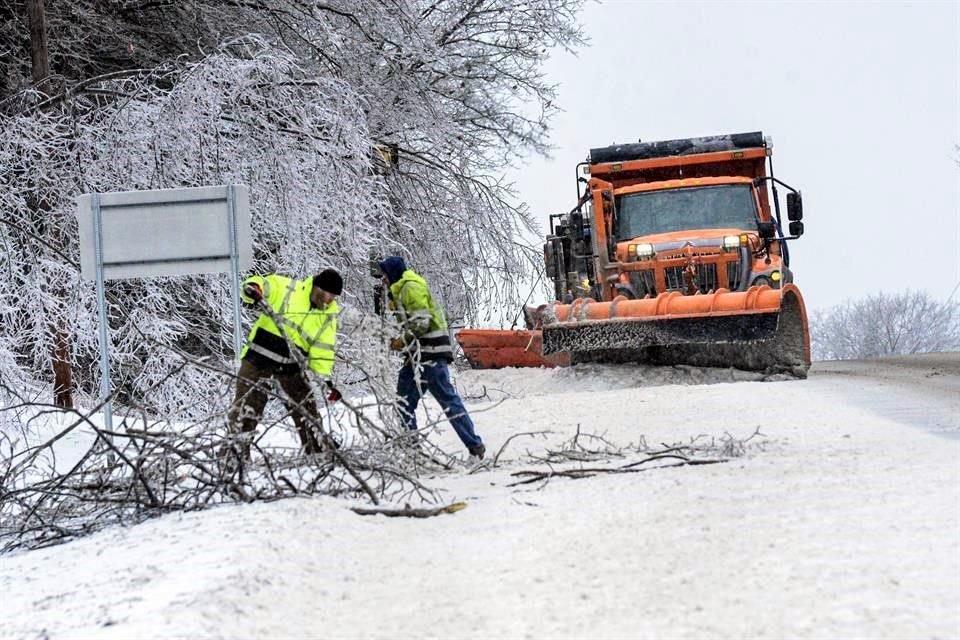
left=378, top=256, right=406, bottom=284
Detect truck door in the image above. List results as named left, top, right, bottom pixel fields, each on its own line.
left=589, top=177, right=618, bottom=300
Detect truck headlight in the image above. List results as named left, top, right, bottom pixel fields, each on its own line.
left=752, top=272, right=782, bottom=289
left=632, top=243, right=655, bottom=260
left=722, top=235, right=740, bottom=251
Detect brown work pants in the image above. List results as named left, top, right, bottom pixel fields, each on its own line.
left=227, top=359, right=323, bottom=455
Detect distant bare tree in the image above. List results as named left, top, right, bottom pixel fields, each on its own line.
left=810, top=290, right=960, bottom=361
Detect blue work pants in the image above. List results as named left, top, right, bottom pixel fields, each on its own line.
left=397, top=360, right=483, bottom=449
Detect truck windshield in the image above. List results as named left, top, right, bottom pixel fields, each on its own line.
left=615, top=184, right=758, bottom=240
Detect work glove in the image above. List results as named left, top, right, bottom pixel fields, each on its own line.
left=241, top=282, right=263, bottom=305
left=324, top=379, right=342, bottom=403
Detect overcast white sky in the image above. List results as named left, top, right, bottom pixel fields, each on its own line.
left=513, top=0, right=960, bottom=313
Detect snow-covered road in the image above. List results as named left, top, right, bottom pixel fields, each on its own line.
left=812, top=354, right=960, bottom=438
left=1, top=354, right=958, bottom=639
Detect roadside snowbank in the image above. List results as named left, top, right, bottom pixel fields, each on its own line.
left=1, top=357, right=958, bottom=639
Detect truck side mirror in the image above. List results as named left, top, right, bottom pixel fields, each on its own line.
left=757, top=221, right=777, bottom=240
left=787, top=191, right=803, bottom=221
left=789, top=221, right=804, bottom=237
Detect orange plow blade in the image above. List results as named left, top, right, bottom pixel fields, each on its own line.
left=542, top=284, right=810, bottom=376
left=455, top=329, right=570, bottom=369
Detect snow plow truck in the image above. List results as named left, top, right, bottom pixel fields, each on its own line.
left=456, top=131, right=811, bottom=376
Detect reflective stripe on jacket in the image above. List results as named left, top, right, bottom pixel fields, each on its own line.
left=388, top=269, right=453, bottom=362
left=240, top=274, right=338, bottom=376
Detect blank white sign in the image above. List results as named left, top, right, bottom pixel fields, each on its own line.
left=77, top=185, right=251, bottom=280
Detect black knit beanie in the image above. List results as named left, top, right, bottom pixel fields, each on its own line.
left=313, top=268, right=343, bottom=295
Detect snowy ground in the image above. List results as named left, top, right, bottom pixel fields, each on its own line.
left=1, top=354, right=958, bottom=639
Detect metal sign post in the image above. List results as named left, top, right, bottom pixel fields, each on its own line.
left=77, top=185, right=252, bottom=430
left=91, top=192, right=112, bottom=429
left=226, top=185, right=244, bottom=358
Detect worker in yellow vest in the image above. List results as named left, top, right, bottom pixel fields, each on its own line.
left=225, top=269, right=342, bottom=460
left=379, top=257, right=485, bottom=463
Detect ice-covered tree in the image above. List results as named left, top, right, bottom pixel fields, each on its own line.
left=810, top=290, right=960, bottom=361
left=0, top=0, right=587, bottom=413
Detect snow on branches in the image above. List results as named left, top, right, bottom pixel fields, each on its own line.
left=0, top=1, right=586, bottom=411
left=810, top=290, right=960, bottom=360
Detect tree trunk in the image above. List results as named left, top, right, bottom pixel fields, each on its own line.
left=26, top=0, right=50, bottom=94
left=26, top=0, right=74, bottom=408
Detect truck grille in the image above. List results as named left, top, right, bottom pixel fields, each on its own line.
left=665, top=263, right=718, bottom=294
left=630, top=257, right=741, bottom=298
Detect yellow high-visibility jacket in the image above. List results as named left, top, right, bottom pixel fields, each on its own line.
left=240, top=274, right=338, bottom=376
left=388, top=269, right=452, bottom=362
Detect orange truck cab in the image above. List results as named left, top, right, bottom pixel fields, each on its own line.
left=456, top=131, right=811, bottom=375
left=545, top=131, right=805, bottom=305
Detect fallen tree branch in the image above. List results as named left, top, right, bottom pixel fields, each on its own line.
left=350, top=501, right=466, bottom=518
left=507, top=457, right=729, bottom=487
left=492, top=430, right=552, bottom=466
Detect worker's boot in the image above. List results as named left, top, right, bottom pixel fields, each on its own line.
left=467, top=444, right=486, bottom=466
left=468, top=444, right=486, bottom=459
left=218, top=432, right=253, bottom=475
